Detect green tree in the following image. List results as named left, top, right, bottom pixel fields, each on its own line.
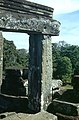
left=60, top=45, right=79, bottom=72
left=52, top=43, right=61, bottom=78
left=52, top=41, right=79, bottom=83
left=52, top=43, right=61, bottom=60
left=17, top=49, right=29, bottom=68
left=3, top=38, right=17, bottom=70
left=54, top=56, right=72, bottom=83
left=3, top=38, right=29, bottom=70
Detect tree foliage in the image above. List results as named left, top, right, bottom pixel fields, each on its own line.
left=60, top=45, right=79, bottom=70
left=54, top=56, right=72, bottom=83
left=3, top=38, right=29, bottom=70
left=17, top=49, right=29, bottom=68
left=52, top=41, right=79, bottom=83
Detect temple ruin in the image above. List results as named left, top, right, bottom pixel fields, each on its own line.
left=0, top=0, right=60, bottom=112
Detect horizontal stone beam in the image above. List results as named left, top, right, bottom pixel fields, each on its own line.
left=0, top=0, right=53, bottom=18
left=0, top=9, right=60, bottom=35
left=0, top=0, right=60, bottom=35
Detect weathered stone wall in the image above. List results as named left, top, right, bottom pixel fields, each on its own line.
left=0, top=32, right=3, bottom=89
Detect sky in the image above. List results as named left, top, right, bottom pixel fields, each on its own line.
left=2, top=0, right=79, bottom=49
left=28, top=0, right=79, bottom=15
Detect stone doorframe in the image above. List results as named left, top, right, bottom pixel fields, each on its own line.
left=0, top=0, right=60, bottom=112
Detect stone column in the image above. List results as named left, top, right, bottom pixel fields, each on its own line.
left=28, top=34, right=52, bottom=112
left=41, top=35, right=52, bottom=110
left=0, top=32, right=3, bottom=90
left=28, top=34, right=42, bottom=112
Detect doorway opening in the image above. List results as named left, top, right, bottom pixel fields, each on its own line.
left=1, top=32, right=29, bottom=96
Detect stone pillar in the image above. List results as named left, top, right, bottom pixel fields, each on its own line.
left=28, top=34, right=42, bottom=112
left=28, top=34, right=52, bottom=112
left=41, top=35, right=52, bottom=110
left=0, top=32, right=3, bottom=90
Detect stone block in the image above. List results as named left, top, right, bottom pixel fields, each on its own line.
left=47, top=99, right=79, bottom=116
left=57, top=113, right=79, bottom=120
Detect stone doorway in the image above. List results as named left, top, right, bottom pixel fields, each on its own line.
left=0, top=0, right=60, bottom=112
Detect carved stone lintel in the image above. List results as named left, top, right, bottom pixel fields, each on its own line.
left=0, top=11, right=60, bottom=35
